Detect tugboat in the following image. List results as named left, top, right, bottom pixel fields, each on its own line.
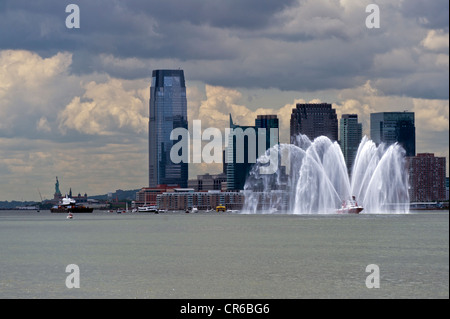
left=51, top=195, right=94, bottom=213
left=336, top=196, right=363, bottom=214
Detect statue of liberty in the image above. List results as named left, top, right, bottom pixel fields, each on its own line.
left=55, top=176, right=62, bottom=197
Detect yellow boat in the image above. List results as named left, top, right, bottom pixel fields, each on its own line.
left=216, top=205, right=226, bottom=212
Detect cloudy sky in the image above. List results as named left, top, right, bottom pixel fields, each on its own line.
left=0, top=0, right=448, bottom=201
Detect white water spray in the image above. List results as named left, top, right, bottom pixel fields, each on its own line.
left=243, top=135, right=409, bottom=214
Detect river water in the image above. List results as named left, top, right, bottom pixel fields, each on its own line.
left=0, top=210, right=448, bottom=299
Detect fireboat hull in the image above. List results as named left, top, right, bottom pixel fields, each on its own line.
left=336, top=207, right=363, bottom=214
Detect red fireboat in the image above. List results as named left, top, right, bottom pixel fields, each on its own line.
left=336, top=196, right=364, bottom=214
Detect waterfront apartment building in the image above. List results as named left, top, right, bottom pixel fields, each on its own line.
left=370, top=112, right=416, bottom=157
left=149, top=69, right=188, bottom=188
left=406, top=153, right=446, bottom=202
left=226, top=114, right=279, bottom=190
left=290, top=103, right=338, bottom=143
left=340, top=114, right=362, bottom=172
left=135, top=185, right=179, bottom=207
left=156, top=189, right=245, bottom=211
left=188, top=173, right=227, bottom=192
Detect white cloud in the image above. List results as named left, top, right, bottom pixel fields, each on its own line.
left=57, top=78, right=148, bottom=136
left=0, top=50, right=72, bottom=132
left=421, top=29, right=449, bottom=52
left=36, top=116, right=51, bottom=133
left=0, top=50, right=71, bottom=89
left=0, top=50, right=152, bottom=200
left=412, top=98, right=449, bottom=133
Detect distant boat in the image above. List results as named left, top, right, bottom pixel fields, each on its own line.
left=336, top=196, right=363, bottom=214
left=16, top=206, right=39, bottom=210
left=51, top=194, right=93, bottom=213
left=185, top=207, right=198, bottom=213
left=116, top=203, right=129, bottom=214
left=66, top=213, right=73, bottom=219
left=216, top=205, right=226, bottom=212
left=51, top=205, right=93, bottom=213
left=138, top=205, right=158, bottom=213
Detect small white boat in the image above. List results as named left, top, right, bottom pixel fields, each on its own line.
left=66, top=213, right=73, bottom=219
left=138, top=205, right=158, bottom=213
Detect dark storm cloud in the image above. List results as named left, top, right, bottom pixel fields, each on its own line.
left=127, top=0, right=296, bottom=29
left=0, top=0, right=158, bottom=56
left=1, top=0, right=298, bottom=78
left=376, top=73, right=450, bottom=100
left=401, top=0, right=449, bottom=29
left=0, top=0, right=448, bottom=99
left=0, top=0, right=294, bottom=57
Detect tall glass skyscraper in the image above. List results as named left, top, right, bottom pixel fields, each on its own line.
left=255, top=115, right=280, bottom=149
left=340, top=114, right=362, bottom=172
left=370, top=112, right=415, bottom=157
left=149, top=70, right=188, bottom=188
left=226, top=114, right=279, bottom=190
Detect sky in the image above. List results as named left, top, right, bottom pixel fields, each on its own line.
left=0, top=0, right=448, bottom=201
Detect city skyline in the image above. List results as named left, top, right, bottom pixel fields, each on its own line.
left=0, top=0, right=448, bottom=201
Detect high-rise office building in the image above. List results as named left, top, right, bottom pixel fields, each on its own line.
left=290, top=103, right=338, bottom=142
left=406, top=153, right=446, bottom=202
left=149, top=69, right=188, bottom=188
left=340, top=114, right=362, bottom=172
left=226, top=115, right=256, bottom=191
left=255, top=115, right=280, bottom=150
left=446, top=177, right=449, bottom=201
left=370, top=112, right=415, bottom=156
left=226, top=114, right=279, bottom=190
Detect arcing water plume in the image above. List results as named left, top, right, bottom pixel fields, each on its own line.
left=243, top=135, right=409, bottom=214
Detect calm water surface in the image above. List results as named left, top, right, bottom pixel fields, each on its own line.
left=0, top=210, right=448, bottom=299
